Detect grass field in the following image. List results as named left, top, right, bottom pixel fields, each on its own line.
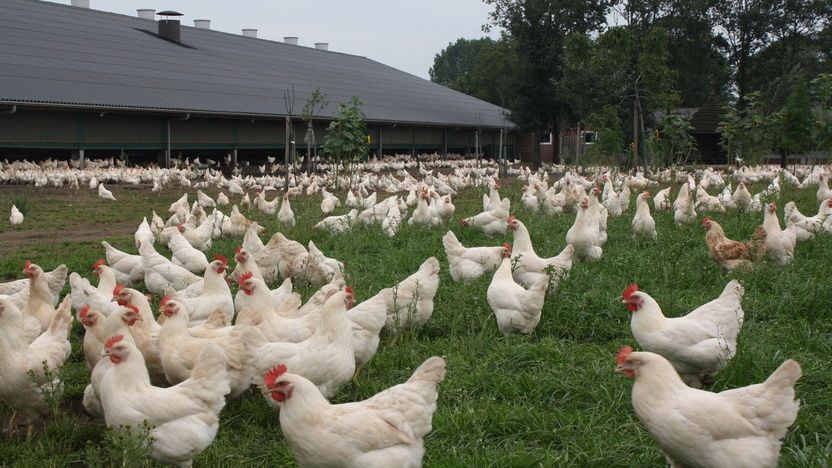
left=0, top=177, right=830, bottom=467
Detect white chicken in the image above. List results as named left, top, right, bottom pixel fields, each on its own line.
left=138, top=241, right=201, bottom=296
left=260, top=356, right=445, bottom=468
left=278, top=193, right=296, bottom=228
left=167, top=228, right=209, bottom=274
left=9, top=204, right=23, bottom=225
left=134, top=217, right=155, bottom=249
left=507, top=216, right=573, bottom=288
left=385, top=257, right=440, bottom=332
left=622, top=281, right=744, bottom=388
left=631, top=191, right=657, bottom=240
left=460, top=197, right=510, bottom=237
left=441, top=230, right=503, bottom=283
left=313, top=209, right=358, bottom=234
left=101, top=241, right=144, bottom=285
left=762, top=202, right=797, bottom=265
left=98, top=183, right=116, bottom=201
left=487, top=244, right=548, bottom=336
left=565, top=194, right=603, bottom=261
left=96, top=334, right=230, bottom=467
left=0, top=295, right=72, bottom=437
left=242, top=289, right=356, bottom=398
left=170, top=256, right=235, bottom=324
left=616, top=347, right=800, bottom=468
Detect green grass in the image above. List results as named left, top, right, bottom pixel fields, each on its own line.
left=0, top=177, right=830, bottom=467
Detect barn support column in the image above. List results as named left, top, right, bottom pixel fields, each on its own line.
left=442, top=129, right=447, bottom=157
left=377, top=127, right=383, bottom=158
left=232, top=149, right=238, bottom=168
left=411, top=128, right=416, bottom=159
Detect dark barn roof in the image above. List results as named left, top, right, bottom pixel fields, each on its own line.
left=689, top=91, right=725, bottom=135
left=0, top=0, right=510, bottom=128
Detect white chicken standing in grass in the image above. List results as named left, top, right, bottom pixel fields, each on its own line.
left=460, top=197, right=510, bottom=237
left=622, top=281, right=744, bottom=388
left=97, top=183, right=116, bottom=201
left=487, top=243, right=548, bottom=336
left=762, top=201, right=797, bottom=265
left=9, top=204, right=23, bottom=225
left=616, top=347, right=800, bottom=468
left=278, top=192, right=296, bottom=228
left=261, top=356, right=445, bottom=468
left=631, top=191, right=657, bottom=240
left=441, top=230, right=504, bottom=284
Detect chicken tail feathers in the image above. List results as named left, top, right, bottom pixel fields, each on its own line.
left=764, top=359, right=802, bottom=391
left=49, top=296, right=74, bottom=338
left=408, top=356, right=446, bottom=385
left=183, top=344, right=231, bottom=410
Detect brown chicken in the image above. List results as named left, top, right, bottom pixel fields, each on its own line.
left=702, top=217, right=766, bottom=271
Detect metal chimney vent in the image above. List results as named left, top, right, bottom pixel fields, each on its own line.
left=71, top=0, right=90, bottom=8
left=137, top=9, right=156, bottom=20
left=194, top=19, right=211, bottom=29
left=242, top=29, right=258, bottom=38
left=157, top=10, right=183, bottom=43
left=284, top=36, right=298, bottom=45
left=315, top=42, right=329, bottom=51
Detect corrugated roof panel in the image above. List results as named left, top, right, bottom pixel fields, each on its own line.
left=0, top=0, right=512, bottom=128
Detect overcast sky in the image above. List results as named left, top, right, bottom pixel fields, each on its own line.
left=62, top=0, right=501, bottom=79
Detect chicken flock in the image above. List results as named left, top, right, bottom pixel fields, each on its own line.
left=1, top=154, right=828, bottom=467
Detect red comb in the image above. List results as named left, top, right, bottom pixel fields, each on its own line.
left=92, top=259, right=106, bottom=270
left=345, top=286, right=354, bottom=296
left=160, top=295, right=172, bottom=307
left=213, top=254, right=228, bottom=265
left=105, top=335, right=124, bottom=349
left=24, top=260, right=31, bottom=269
left=502, top=242, right=512, bottom=251
left=79, top=305, right=90, bottom=319
left=507, top=214, right=516, bottom=222
left=235, top=246, right=243, bottom=254
left=113, top=284, right=125, bottom=296
left=617, top=346, right=634, bottom=365
left=622, top=284, right=639, bottom=300
left=239, top=272, right=254, bottom=285
left=264, top=364, right=288, bottom=387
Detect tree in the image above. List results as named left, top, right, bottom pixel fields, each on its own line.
left=777, top=80, right=813, bottom=167
left=718, top=91, right=778, bottom=165
left=323, top=96, right=369, bottom=188
left=584, top=105, right=625, bottom=165
left=484, top=0, right=610, bottom=166
left=647, top=113, right=697, bottom=166
left=301, top=88, right=328, bottom=174
left=429, top=38, right=496, bottom=92
left=810, top=73, right=832, bottom=152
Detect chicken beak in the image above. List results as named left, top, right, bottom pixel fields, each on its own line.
left=614, top=365, right=625, bottom=374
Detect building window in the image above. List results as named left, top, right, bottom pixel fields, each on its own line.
left=539, top=132, right=553, bottom=145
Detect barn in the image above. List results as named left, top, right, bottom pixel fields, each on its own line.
left=0, top=0, right=515, bottom=166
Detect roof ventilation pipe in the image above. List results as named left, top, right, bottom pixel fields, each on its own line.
left=137, top=9, right=156, bottom=20
left=314, top=43, right=329, bottom=51
left=194, top=19, right=211, bottom=29
left=284, top=36, right=298, bottom=45
left=242, top=29, right=258, bottom=38
left=157, top=11, right=183, bottom=43
left=71, top=0, right=90, bottom=8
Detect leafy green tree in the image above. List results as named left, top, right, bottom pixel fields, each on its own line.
left=648, top=113, right=697, bottom=166
left=777, top=80, right=813, bottom=166
left=301, top=88, right=328, bottom=173
left=323, top=96, right=369, bottom=187
left=584, top=105, right=626, bottom=165
left=484, top=0, right=610, bottom=165
left=810, top=73, right=832, bottom=151
left=429, top=38, right=496, bottom=93
left=718, top=91, right=778, bottom=164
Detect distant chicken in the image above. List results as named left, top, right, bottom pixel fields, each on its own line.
left=261, top=356, right=445, bottom=468
left=0, top=295, right=72, bottom=437
left=631, top=191, right=657, bottom=240
left=702, top=217, right=766, bottom=271
left=97, top=183, right=116, bottom=201
left=460, top=197, right=510, bottom=237
left=167, top=228, right=209, bottom=274
left=762, top=202, right=797, bottom=265
left=314, top=209, right=359, bottom=234
left=278, top=193, right=296, bottom=228
left=442, top=230, right=504, bottom=283
left=622, top=281, right=744, bottom=387
left=487, top=244, right=548, bottom=336
left=9, top=204, right=23, bottom=225
left=616, top=347, right=800, bottom=468
left=673, top=180, right=697, bottom=225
